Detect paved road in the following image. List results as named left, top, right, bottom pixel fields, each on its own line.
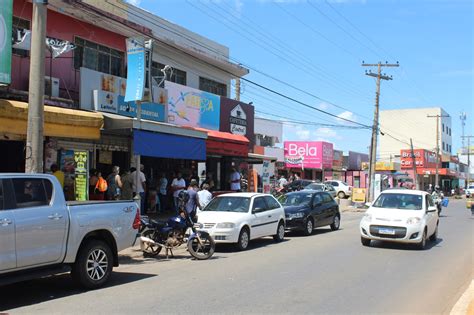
left=1, top=199, right=472, bottom=314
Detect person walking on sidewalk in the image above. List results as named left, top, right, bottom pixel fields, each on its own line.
left=172, top=172, right=186, bottom=214
left=186, top=180, right=199, bottom=220
left=121, top=168, right=134, bottom=201
left=106, top=166, right=123, bottom=200
left=230, top=167, right=241, bottom=192
left=158, top=173, right=168, bottom=213
left=197, top=183, right=212, bottom=212
left=132, top=164, right=147, bottom=215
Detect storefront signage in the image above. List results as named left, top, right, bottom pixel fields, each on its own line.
left=400, top=149, right=438, bottom=169
left=376, top=161, right=396, bottom=171
left=166, top=81, right=220, bottom=130
left=74, top=151, right=88, bottom=201
left=333, top=150, right=344, bottom=171
left=229, top=104, right=247, bottom=135
left=124, top=37, right=145, bottom=102
left=262, top=160, right=271, bottom=193
left=284, top=141, right=333, bottom=169
left=0, top=0, right=13, bottom=85
left=352, top=188, right=366, bottom=203
left=13, top=29, right=76, bottom=58
left=81, top=68, right=166, bottom=122
left=348, top=151, right=369, bottom=170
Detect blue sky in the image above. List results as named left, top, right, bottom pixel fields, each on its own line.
left=130, top=0, right=473, bottom=155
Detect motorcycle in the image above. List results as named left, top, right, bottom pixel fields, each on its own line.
left=139, top=208, right=215, bottom=260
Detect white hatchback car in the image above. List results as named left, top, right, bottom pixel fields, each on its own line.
left=360, top=189, right=439, bottom=250
left=197, top=193, right=286, bottom=250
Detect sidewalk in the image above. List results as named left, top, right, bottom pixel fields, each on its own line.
left=450, top=279, right=474, bottom=315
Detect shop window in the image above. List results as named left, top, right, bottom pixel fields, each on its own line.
left=12, top=17, right=30, bottom=57
left=151, top=62, right=186, bottom=86
left=199, top=77, right=227, bottom=97
left=442, top=123, right=445, bottom=133
left=74, top=37, right=124, bottom=77
left=442, top=142, right=445, bottom=151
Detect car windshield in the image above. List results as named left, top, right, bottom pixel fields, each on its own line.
left=203, top=196, right=250, bottom=213
left=372, top=193, right=423, bottom=210
left=281, top=192, right=313, bottom=206
left=305, top=183, right=325, bottom=191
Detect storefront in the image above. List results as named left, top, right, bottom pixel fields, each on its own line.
left=343, top=151, right=369, bottom=188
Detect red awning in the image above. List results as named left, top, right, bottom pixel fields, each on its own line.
left=186, top=127, right=249, bottom=157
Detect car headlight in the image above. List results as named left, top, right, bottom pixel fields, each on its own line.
left=406, top=217, right=421, bottom=225
left=216, top=222, right=235, bottom=229
left=288, top=212, right=305, bottom=219
left=362, top=213, right=372, bottom=222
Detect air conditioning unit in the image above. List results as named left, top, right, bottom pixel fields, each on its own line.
left=44, top=76, right=60, bottom=97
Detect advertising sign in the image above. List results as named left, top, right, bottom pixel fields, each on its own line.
left=124, top=37, right=145, bottom=102
left=376, top=161, right=396, bottom=171
left=348, top=151, right=369, bottom=170
left=333, top=150, right=344, bottom=171
left=352, top=188, right=366, bottom=203
left=262, top=160, right=271, bottom=193
left=284, top=141, right=333, bottom=169
left=74, top=151, right=88, bottom=201
left=400, top=149, right=438, bottom=169
left=166, top=81, right=220, bottom=130
left=81, top=67, right=166, bottom=122
left=0, top=0, right=13, bottom=85
left=220, top=97, right=254, bottom=145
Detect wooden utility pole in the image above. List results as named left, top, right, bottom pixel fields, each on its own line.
left=410, top=138, right=418, bottom=189
left=461, top=135, right=473, bottom=187
left=26, top=0, right=48, bottom=173
left=362, top=61, right=399, bottom=201
left=427, top=114, right=449, bottom=187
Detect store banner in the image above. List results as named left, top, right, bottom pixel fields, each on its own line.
left=46, top=37, right=76, bottom=58
left=219, top=97, right=254, bottom=145
left=400, top=149, right=438, bottom=169
left=0, top=0, right=13, bottom=85
left=124, top=37, right=145, bottom=102
left=284, top=141, right=333, bottom=169
left=165, top=81, right=220, bottom=130
left=262, top=160, right=271, bottom=193
left=74, top=151, right=88, bottom=201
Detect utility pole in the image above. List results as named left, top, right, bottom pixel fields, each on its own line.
left=410, top=138, right=418, bottom=189
left=362, top=61, right=399, bottom=201
left=25, top=0, right=48, bottom=173
left=461, top=135, right=473, bottom=187
left=427, top=114, right=449, bottom=187
left=235, top=78, right=241, bottom=101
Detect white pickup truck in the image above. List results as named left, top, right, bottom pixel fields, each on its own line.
left=0, top=174, right=140, bottom=289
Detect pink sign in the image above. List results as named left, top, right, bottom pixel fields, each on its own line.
left=284, top=141, right=334, bottom=169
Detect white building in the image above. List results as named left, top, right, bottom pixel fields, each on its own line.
left=253, top=117, right=284, bottom=179
left=379, top=107, right=452, bottom=162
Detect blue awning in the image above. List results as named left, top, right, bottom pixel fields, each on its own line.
left=133, top=129, right=206, bottom=160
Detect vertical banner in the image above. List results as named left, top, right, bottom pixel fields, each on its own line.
left=124, top=37, right=145, bottom=102
left=262, top=160, right=271, bottom=193
left=0, top=0, right=13, bottom=85
left=74, top=151, right=88, bottom=201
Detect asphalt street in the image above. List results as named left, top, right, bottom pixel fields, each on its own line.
left=1, top=199, right=473, bottom=315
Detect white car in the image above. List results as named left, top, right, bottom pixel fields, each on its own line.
left=466, top=185, right=474, bottom=198
left=325, top=180, right=352, bottom=199
left=360, top=189, right=439, bottom=250
left=197, top=193, right=286, bottom=250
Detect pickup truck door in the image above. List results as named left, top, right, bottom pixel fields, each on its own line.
left=12, top=178, right=68, bottom=268
left=0, top=179, right=16, bottom=271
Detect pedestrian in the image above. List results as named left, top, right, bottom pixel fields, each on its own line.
left=50, top=164, right=65, bottom=189
left=230, top=167, right=241, bottom=192
left=120, top=168, right=134, bottom=201
left=186, top=180, right=199, bottom=220
left=201, top=172, right=215, bottom=192
left=278, top=175, right=288, bottom=188
left=132, top=164, right=147, bottom=215
left=106, top=166, right=123, bottom=200
left=89, top=169, right=106, bottom=200
left=158, top=172, right=168, bottom=213
left=197, top=183, right=213, bottom=212
left=171, top=172, right=186, bottom=214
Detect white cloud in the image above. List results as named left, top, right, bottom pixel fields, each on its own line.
left=318, top=102, right=330, bottom=110
left=315, top=127, right=338, bottom=138
left=295, top=125, right=311, bottom=140
left=336, top=111, right=357, bottom=124
left=126, top=0, right=142, bottom=7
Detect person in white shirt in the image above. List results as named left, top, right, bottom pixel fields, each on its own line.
left=171, top=172, right=186, bottom=213
left=230, top=168, right=241, bottom=192
left=132, top=164, right=146, bottom=215
left=197, top=183, right=213, bottom=212
left=278, top=175, right=288, bottom=188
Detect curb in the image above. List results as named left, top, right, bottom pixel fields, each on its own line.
left=450, top=279, right=474, bottom=315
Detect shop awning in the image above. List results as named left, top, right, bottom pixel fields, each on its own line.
left=247, top=152, right=278, bottom=164
left=133, top=129, right=206, bottom=161
left=188, top=127, right=249, bottom=157
left=0, top=99, right=103, bottom=140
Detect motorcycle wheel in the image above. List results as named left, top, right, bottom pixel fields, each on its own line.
left=187, top=233, right=215, bottom=260
left=141, top=230, right=162, bottom=257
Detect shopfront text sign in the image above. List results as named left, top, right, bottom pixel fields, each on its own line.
left=262, top=160, right=271, bottom=193
left=284, top=141, right=333, bottom=169
left=0, top=0, right=13, bottom=85
left=165, top=81, right=220, bottom=130
left=74, top=151, right=88, bottom=201
left=400, top=149, right=438, bottom=169
left=124, top=37, right=145, bottom=102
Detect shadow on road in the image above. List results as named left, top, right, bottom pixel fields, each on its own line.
left=215, top=237, right=290, bottom=253
left=0, top=271, right=156, bottom=312
left=369, top=237, right=444, bottom=251
left=287, top=227, right=340, bottom=238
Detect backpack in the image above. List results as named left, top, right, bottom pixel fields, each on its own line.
left=95, top=176, right=108, bottom=192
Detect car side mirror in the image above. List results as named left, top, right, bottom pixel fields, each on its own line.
left=427, top=206, right=437, bottom=213
left=253, top=207, right=264, bottom=214
left=365, top=202, right=373, bottom=207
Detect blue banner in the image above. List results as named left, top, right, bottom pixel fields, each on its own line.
left=124, top=37, right=145, bottom=102
left=118, top=95, right=165, bottom=123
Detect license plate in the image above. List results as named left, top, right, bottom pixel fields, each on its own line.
left=379, top=228, right=396, bottom=235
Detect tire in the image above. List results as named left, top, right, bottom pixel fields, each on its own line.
left=72, top=240, right=113, bottom=289
left=330, top=215, right=341, bottom=231
left=429, top=224, right=438, bottom=242
left=361, top=237, right=371, bottom=247
left=338, top=191, right=346, bottom=199
left=141, top=230, right=162, bottom=257
left=273, top=221, right=285, bottom=242
left=416, top=229, right=427, bottom=250
left=236, top=227, right=250, bottom=251
left=302, top=217, right=313, bottom=236
left=188, top=233, right=215, bottom=260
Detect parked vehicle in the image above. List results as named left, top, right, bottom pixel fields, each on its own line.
left=282, top=191, right=340, bottom=236
left=304, top=183, right=337, bottom=198
left=466, top=184, right=474, bottom=198
left=140, top=195, right=215, bottom=260
left=325, top=180, right=352, bottom=199
left=0, top=174, right=140, bottom=289
left=360, top=189, right=439, bottom=250
left=282, top=179, right=318, bottom=193
left=197, top=193, right=286, bottom=251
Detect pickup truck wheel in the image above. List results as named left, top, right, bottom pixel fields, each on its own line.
left=72, top=240, right=113, bottom=289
